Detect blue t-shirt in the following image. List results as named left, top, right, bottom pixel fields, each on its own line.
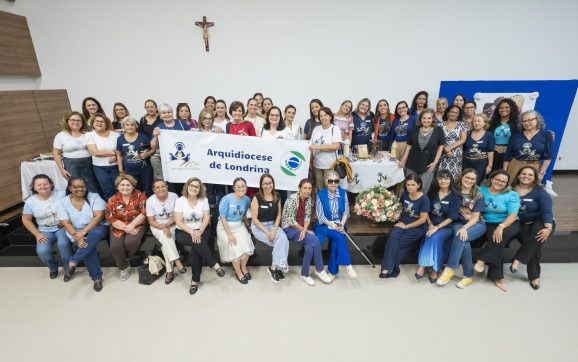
left=351, top=113, right=374, bottom=147
left=480, top=185, right=520, bottom=223
left=517, top=187, right=553, bottom=224
left=429, top=192, right=460, bottom=226
left=303, top=119, right=320, bottom=137
left=157, top=119, right=190, bottom=131
left=23, top=190, right=66, bottom=232
left=117, top=133, right=151, bottom=172
left=388, top=117, right=415, bottom=149
left=456, top=192, right=485, bottom=224
left=504, top=130, right=553, bottom=162
left=464, top=131, right=495, bottom=160
left=218, top=194, right=251, bottom=222
left=493, top=123, right=511, bottom=146
left=57, top=193, right=107, bottom=238
left=399, top=192, right=430, bottom=224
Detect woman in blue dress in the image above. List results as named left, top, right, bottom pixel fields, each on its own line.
left=58, top=177, right=108, bottom=292
left=380, top=174, right=430, bottom=278
left=462, top=113, right=495, bottom=184
left=415, top=169, right=460, bottom=282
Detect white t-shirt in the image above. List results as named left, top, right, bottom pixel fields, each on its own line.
left=174, top=196, right=210, bottom=230
left=213, top=119, right=228, bottom=132
left=246, top=115, right=265, bottom=136
left=53, top=131, right=91, bottom=158
left=23, top=190, right=66, bottom=232
left=259, top=127, right=292, bottom=140
left=86, top=130, right=120, bottom=166
left=146, top=192, right=178, bottom=225
left=309, top=124, right=342, bottom=169
left=285, top=123, right=303, bottom=140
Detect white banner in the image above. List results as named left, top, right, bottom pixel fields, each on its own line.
left=158, top=131, right=311, bottom=191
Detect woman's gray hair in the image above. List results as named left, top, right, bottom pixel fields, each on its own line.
left=121, top=116, right=138, bottom=128
left=158, top=102, right=173, bottom=114
left=518, top=110, right=546, bottom=132
left=325, top=170, right=340, bottom=182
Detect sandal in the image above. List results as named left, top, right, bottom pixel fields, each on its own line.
left=189, top=283, right=199, bottom=295
left=165, top=273, right=174, bottom=285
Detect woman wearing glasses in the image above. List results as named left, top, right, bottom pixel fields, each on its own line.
left=503, top=110, right=553, bottom=183
left=314, top=171, right=356, bottom=280
left=473, top=170, right=521, bottom=291
left=388, top=101, right=415, bottom=162
left=216, top=177, right=254, bottom=284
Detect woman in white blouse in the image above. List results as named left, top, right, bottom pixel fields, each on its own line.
left=309, top=107, right=343, bottom=191
left=260, top=106, right=291, bottom=139
left=53, top=111, right=99, bottom=193
left=87, top=113, right=120, bottom=200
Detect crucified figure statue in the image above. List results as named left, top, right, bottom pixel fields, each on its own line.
left=195, top=16, right=214, bottom=52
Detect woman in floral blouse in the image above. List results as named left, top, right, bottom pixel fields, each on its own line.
left=105, top=174, right=147, bottom=281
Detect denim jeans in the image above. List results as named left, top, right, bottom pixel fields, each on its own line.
left=251, top=221, right=289, bottom=271
left=205, top=183, right=226, bottom=206
left=125, top=165, right=153, bottom=196
left=70, top=224, right=108, bottom=281
left=446, top=222, right=486, bottom=277
left=36, top=228, right=72, bottom=273
left=63, top=157, right=99, bottom=194
left=284, top=228, right=324, bottom=277
left=93, top=164, right=119, bottom=200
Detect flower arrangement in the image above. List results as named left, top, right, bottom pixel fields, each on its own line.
left=354, top=184, right=402, bottom=223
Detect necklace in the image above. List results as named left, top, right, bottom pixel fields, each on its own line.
left=420, top=127, right=433, bottom=136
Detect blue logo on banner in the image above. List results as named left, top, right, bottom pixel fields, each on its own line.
left=170, top=142, right=190, bottom=161
left=281, top=151, right=306, bottom=176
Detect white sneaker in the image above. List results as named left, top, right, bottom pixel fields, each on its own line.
left=301, top=275, right=315, bottom=286
left=346, top=265, right=357, bottom=279
left=315, top=270, right=333, bottom=284
left=119, top=266, right=130, bottom=281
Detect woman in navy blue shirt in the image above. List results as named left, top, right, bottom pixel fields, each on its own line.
left=510, top=166, right=554, bottom=290
left=463, top=114, right=495, bottom=184
left=372, top=99, right=394, bottom=151
left=304, top=99, right=324, bottom=140
left=380, top=174, right=429, bottom=278
left=409, top=91, right=428, bottom=120
left=504, top=110, right=553, bottom=184
left=116, top=117, right=154, bottom=196
left=416, top=169, right=460, bottom=282
left=388, top=101, right=415, bottom=161
left=351, top=98, right=374, bottom=149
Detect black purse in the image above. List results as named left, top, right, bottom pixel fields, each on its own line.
left=137, top=256, right=165, bottom=285
left=333, top=161, right=347, bottom=179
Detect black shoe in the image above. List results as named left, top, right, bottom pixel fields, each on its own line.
left=268, top=268, right=280, bottom=283
left=63, top=266, right=76, bottom=282
left=236, top=274, right=248, bottom=284
left=215, top=267, right=226, bottom=277
left=379, top=271, right=391, bottom=279
left=165, top=273, right=174, bottom=285
left=244, top=272, right=252, bottom=280
left=276, top=270, right=285, bottom=280
left=530, top=281, right=540, bottom=290
left=189, top=283, right=199, bottom=295
left=93, top=280, right=103, bottom=292
left=49, top=271, right=58, bottom=279
left=178, top=267, right=187, bottom=274
left=509, top=265, right=518, bottom=274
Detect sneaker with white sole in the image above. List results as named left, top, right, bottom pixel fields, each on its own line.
left=436, top=267, right=454, bottom=286
left=301, top=275, right=315, bottom=286
left=268, top=267, right=280, bottom=283
left=346, top=265, right=357, bottom=279
left=456, top=277, right=473, bottom=289
left=119, top=266, right=130, bottom=281
left=315, top=270, right=333, bottom=284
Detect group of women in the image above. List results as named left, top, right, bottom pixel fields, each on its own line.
left=27, top=91, right=555, bottom=293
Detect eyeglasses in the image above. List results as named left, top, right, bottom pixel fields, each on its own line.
left=262, top=182, right=273, bottom=186
left=327, top=179, right=340, bottom=184
left=93, top=120, right=105, bottom=124
left=269, top=114, right=281, bottom=118
left=522, top=118, right=537, bottom=124
left=493, top=179, right=508, bottom=184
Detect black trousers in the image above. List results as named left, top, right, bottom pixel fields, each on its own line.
left=514, top=221, right=547, bottom=280
left=478, top=221, right=521, bottom=280
left=175, top=228, right=217, bottom=283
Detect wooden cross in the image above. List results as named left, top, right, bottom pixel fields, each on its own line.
left=195, top=16, right=214, bottom=52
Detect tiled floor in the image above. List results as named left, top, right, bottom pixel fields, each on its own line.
left=1, top=264, right=577, bottom=362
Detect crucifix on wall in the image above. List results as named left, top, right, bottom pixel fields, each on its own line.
left=195, top=16, right=214, bottom=52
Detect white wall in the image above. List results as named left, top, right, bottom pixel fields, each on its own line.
left=1, top=0, right=577, bottom=169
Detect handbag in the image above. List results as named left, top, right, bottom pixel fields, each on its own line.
left=333, top=161, right=347, bottom=179
left=137, top=255, right=166, bottom=285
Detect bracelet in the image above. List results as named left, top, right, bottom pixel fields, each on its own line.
left=498, top=223, right=506, bottom=228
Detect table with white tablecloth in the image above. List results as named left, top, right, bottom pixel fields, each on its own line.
left=21, top=159, right=68, bottom=200
left=341, top=158, right=405, bottom=193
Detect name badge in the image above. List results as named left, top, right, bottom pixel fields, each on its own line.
left=260, top=205, right=269, bottom=208
left=476, top=140, right=484, bottom=144
left=441, top=201, right=449, bottom=204
left=523, top=198, right=533, bottom=202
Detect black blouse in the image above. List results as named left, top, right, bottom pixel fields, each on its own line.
left=405, top=126, right=445, bottom=174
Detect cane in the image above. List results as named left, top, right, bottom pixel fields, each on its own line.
left=335, top=222, right=375, bottom=268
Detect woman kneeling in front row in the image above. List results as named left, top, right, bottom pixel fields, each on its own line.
left=251, top=174, right=290, bottom=283
left=380, top=174, right=429, bottom=278
left=281, top=178, right=332, bottom=286
left=174, top=177, right=225, bottom=295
